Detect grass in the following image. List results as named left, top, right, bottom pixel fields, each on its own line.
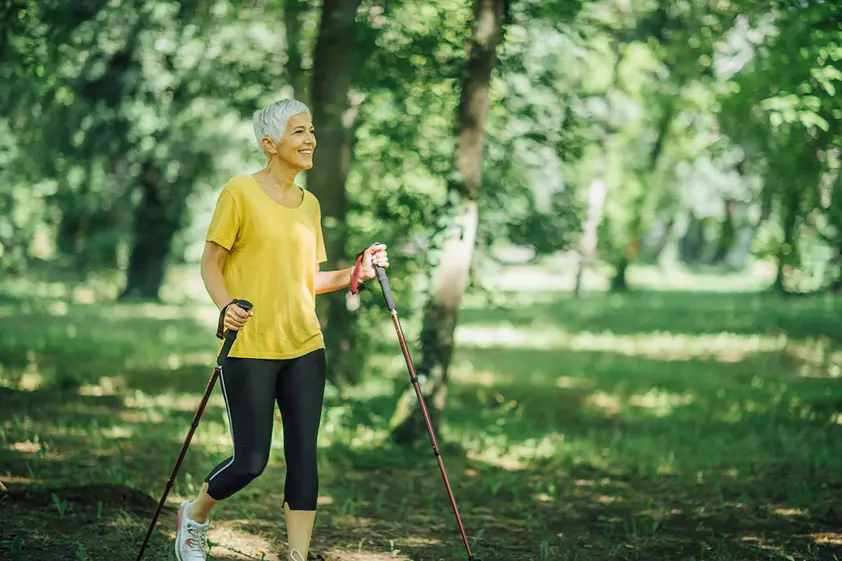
left=1, top=274, right=842, bottom=559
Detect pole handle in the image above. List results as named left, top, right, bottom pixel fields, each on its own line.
left=374, top=266, right=396, bottom=312
left=218, top=299, right=252, bottom=365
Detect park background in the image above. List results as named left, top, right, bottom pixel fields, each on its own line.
left=2, top=0, right=842, bottom=559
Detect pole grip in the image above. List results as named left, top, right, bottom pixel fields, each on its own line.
left=217, top=299, right=252, bottom=365
left=374, top=266, right=396, bottom=311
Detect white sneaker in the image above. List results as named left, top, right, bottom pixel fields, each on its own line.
left=174, top=500, right=210, bottom=561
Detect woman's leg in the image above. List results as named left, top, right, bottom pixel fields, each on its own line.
left=190, top=358, right=280, bottom=522
left=275, top=349, right=327, bottom=559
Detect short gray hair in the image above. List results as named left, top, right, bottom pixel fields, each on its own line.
left=252, top=99, right=310, bottom=152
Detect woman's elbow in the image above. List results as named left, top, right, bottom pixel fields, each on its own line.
left=201, top=242, right=227, bottom=279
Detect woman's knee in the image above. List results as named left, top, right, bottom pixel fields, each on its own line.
left=240, top=452, right=270, bottom=480
left=206, top=453, right=269, bottom=500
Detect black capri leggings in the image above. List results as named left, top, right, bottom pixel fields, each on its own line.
left=204, top=349, right=326, bottom=510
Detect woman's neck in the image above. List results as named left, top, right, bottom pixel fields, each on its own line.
left=259, top=158, right=300, bottom=193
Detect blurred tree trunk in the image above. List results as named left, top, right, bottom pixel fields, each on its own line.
left=308, top=0, right=365, bottom=384
left=574, top=156, right=607, bottom=296
left=284, top=0, right=309, bottom=104
left=773, top=187, right=800, bottom=294
left=574, top=40, right=623, bottom=297
left=120, top=162, right=188, bottom=300
left=390, top=0, right=508, bottom=444
left=610, top=103, right=673, bottom=291
left=680, top=212, right=705, bottom=263
left=713, top=199, right=736, bottom=264
left=56, top=158, right=126, bottom=275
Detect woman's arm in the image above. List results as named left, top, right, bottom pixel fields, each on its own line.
left=315, top=266, right=354, bottom=295
left=314, top=244, right=389, bottom=295
left=201, top=241, right=253, bottom=330
left=201, top=241, right=234, bottom=310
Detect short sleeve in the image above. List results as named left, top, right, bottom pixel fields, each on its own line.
left=314, top=200, right=327, bottom=264
left=206, top=187, right=240, bottom=250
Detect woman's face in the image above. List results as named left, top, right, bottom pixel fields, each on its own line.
left=264, top=112, right=316, bottom=170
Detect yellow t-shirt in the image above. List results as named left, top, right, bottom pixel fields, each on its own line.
left=205, top=175, right=327, bottom=359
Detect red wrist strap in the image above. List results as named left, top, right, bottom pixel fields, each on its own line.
left=217, top=299, right=239, bottom=339
left=350, top=251, right=366, bottom=295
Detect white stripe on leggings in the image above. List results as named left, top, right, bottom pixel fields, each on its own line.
left=207, top=368, right=235, bottom=482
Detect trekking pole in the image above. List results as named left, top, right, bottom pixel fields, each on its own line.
left=371, top=264, right=479, bottom=560
left=135, top=299, right=253, bottom=561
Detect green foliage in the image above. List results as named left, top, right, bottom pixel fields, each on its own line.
left=716, top=0, right=842, bottom=291
left=2, top=0, right=286, bottom=277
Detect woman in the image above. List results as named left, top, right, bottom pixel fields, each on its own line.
left=174, top=98, right=389, bottom=561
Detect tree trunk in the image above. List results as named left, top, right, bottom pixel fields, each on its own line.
left=713, top=199, right=736, bottom=264
left=679, top=212, right=705, bottom=264
left=56, top=147, right=122, bottom=276
left=119, top=162, right=187, bottom=301
left=610, top=193, right=642, bottom=291
left=574, top=168, right=607, bottom=297
left=610, top=103, right=673, bottom=291
left=574, top=39, right=622, bottom=297
left=611, top=255, right=630, bottom=291
left=308, top=0, right=365, bottom=384
left=654, top=215, right=679, bottom=270
left=284, top=0, right=309, bottom=104
left=390, top=0, right=507, bottom=444
left=773, top=189, right=799, bottom=294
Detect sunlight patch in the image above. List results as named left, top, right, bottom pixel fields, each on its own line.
left=789, top=341, right=842, bottom=378
left=584, top=388, right=694, bottom=418
left=556, top=376, right=588, bottom=389
left=598, top=494, right=619, bottom=504
left=463, top=432, right=564, bottom=469
left=456, top=323, right=788, bottom=361
left=323, top=549, right=415, bottom=560
left=103, top=425, right=133, bottom=439
left=810, top=532, right=842, bottom=545
left=201, top=523, right=279, bottom=560
left=0, top=474, right=35, bottom=486
left=123, top=390, right=220, bottom=412
left=397, top=536, right=443, bottom=546
left=16, top=371, right=44, bottom=391
left=120, top=409, right=165, bottom=423
left=78, top=376, right=121, bottom=396
left=629, top=389, right=694, bottom=416
left=48, top=300, right=69, bottom=316
left=774, top=507, right=805, bottom=517
left=587, top=391, right=622, bottom=415
left=10, top=440, right=40, bottom=453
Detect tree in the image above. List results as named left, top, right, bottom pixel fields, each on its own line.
left=306, top=0, right=370, bottom=383
left=389, top=0, right=509, bottom=443
left=717, top=0, right=842, bottom=292
left=2, top=0, right=287, bottom=298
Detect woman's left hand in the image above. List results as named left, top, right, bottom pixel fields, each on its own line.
left=361, top=243, right=389, bottom=281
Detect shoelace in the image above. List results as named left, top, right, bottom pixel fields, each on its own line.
left=187, top=523, right=208, bottom=551
left=289, top=549, right=305, bottom=561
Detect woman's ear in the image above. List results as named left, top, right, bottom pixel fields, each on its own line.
left=260, top=136, right=277, bottom=155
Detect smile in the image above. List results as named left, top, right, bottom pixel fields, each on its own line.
left=300, top=150, right=313, bottom=156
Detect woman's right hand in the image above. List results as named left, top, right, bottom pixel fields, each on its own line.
left=224, top=303, right=253, bottom=331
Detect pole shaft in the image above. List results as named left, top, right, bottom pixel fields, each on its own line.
left=391, top=311, right=474, bottom=558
